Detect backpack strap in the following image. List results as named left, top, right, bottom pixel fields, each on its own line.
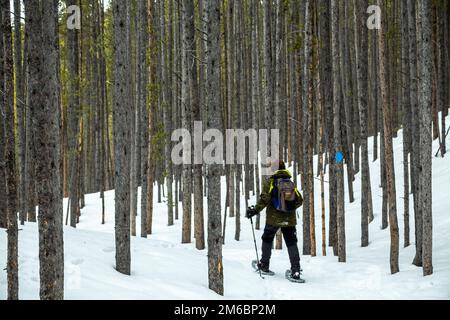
left=268, top=175, right=276, bottom=194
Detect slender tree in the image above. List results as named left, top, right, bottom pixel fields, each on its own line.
left=353, top=0, right=373, bottom=247
left=401, top=0, right=411, bottom=248
left=190, top=0, right=205, bottom=250
left=302, top=0, right=314, bottom=256
left=0, top=0, right=7, bottom=230
left=66, top=0, right=81, bottom=229
left=206, top=0, right=224, bottom=295
left=408, top=0, right=423, bottom=267
left=139, top=0, right=149, bottom=238
left=331, top=0, right=345, bottom=263
left=378, top=0, right=399, bottom=274
left=418, top=0, right=433, bottom=276
left=161, top=0, right=174, bottom=228
left=113, top=0, right=131, bottom=275
left=14, top=0, right=26, bottom=226
left=181, top=0, right=193, bottom=243
left=2, top=0, right=19, bottom=300
left=33, top=0, right=65, bottom=299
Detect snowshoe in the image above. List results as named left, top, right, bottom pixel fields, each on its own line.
left=285, top=269, right=305, bottom=283
left=252, top=260, right=275, bottom=276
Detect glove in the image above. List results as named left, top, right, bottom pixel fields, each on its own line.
left=246, top=206, right=257, bottom=219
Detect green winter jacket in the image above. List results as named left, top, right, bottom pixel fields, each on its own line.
left=255, top=169, right=303, bottom=227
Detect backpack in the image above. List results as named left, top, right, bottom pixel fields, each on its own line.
left=271, top=177, right=297, bottom=213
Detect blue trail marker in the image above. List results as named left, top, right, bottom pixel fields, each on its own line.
left=335, top=151, right=344, bottom=163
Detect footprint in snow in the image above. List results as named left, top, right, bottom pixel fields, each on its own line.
left=71, top=258, right=84, bottom=265
left=102, top=247, right=114, bottom=253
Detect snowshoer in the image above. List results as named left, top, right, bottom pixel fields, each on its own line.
left=246, top=160, right=303, bottom=281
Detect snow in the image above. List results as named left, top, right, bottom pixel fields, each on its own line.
left=1, top=120, right=450, bottom=299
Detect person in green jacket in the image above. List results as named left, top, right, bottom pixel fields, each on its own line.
left=246, top=160, right=303, bottom=280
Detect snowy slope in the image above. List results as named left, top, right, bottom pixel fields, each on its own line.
left=1, top=124, right=450, bottom=299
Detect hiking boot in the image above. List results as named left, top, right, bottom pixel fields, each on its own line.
left=256, top=261, right=275, bottom=276
left=291, top=270, right=301, bottom=280
left=258, top=261, right=270, bottom=272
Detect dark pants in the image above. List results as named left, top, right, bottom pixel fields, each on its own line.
left=261, top=224, right=300, bottom=272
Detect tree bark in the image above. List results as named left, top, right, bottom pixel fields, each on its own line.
left=401, top=0, right=411, bottom=248
left=181, top=0, right=193, bottom=243
left=302, top=0, right=313, bottom=256
left=14, top=0, right=26, bottom=226
left=161, top=0, right=174, bottom=228
left=206, top=0, right=224, bottom=296
left=191, top=0, right=205, bottom=250
left=34, top=0, right=65, bottom=299
left=113, top=0, right=131, bottom=275
left=378, top=0, right=400, bottom=274
left=353, top=0, right=373, bottom=247
left=139, top=0, right=149, bottom=238
left=339, top=0, right=355, bottom=204
left=0, top=0, right=7, bottom=230
left=408, top=0, right=423, bottom=267
left=418, top=0, right=433, bottom=276
left=331, top=0, right=345, bottom=263
left=318, top=0, right=336, bottom=255
left=2, top=0, right=19, bottom=299
left=66, top=0, right=81, bottom=229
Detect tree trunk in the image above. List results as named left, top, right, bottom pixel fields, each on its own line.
left=251, top=0, right=261, bottom=230
left=191, top=0, right=205, bottom=250
left=302, top=0, right=312, bottom=256
left=2, top=0, right=19, bottom=299
left=372, top=31, right=379, bottom=162
left=331, top=0, right=346, bottom=263
left=418, top=0, right=433, bottom=276
left=206, top=0, right=224, bottom=296
left=113, top=0, right=131, bottom=275
left=33, top=0, right=65, bottom=299
left=378, top=0, right=399, bottom=274
left=401, top=0, right=411, bottom=248
left=263, top=0, right=273, bottom=166
left=339, top=0, right=354, bottom=204
left=315, top=27, right=326, bottom=257
left=353, top=0, right=373, bottom=247
left=437, top=1, right=447, bottom=157
left=66, top=0, right=80, bottom=229
left=181, top=0, right=193, bottom=243
left=24, top=2, right=37, bottom=223
left=13, top=0, right=26, bottom=226
left=408, top=0, right=423, bottom=267
left=139, top=0, right=149, bottom=238
left=318, top=0, right=337, bottom=255
left=161, top=0, right=174, bottom=228
left=0, top=0, right=7, bottom=230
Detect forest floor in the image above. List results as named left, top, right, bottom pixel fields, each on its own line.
left=1, top=127, right=450, bottom=299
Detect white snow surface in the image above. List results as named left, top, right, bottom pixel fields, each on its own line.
left=1, top=124, right=450, bottom=299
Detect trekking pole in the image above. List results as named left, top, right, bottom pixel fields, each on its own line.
left=250, top=215, right=264, bottom=279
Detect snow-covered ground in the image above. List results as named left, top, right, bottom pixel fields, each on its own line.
left=1, top=123, right=450, bottom=299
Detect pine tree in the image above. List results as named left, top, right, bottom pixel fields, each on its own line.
left=14, top=0, right=26, bottom=226
left=331, top=0, right=346, bottom=262
left=35, top=0, right=65, bottom=299
left=66, top=0, right=81, bottom=229
left=353, top=0, right=373, bottom=247
left=113, top=0, right=131, bottom=275
left=401, top=0, right=411, bottom=248
left=1, top=0, right=19, bottom=300
left=138, top=0, right=149, bottom=238
left=0, top=0, right=7, bottom=230
left=378, top=0, right=399, bottom=274
left=418, top=0, right=433, bottom=276
left=181, top=0, right=193, bottom=244
left=206, top=0, right=224, bottom=295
